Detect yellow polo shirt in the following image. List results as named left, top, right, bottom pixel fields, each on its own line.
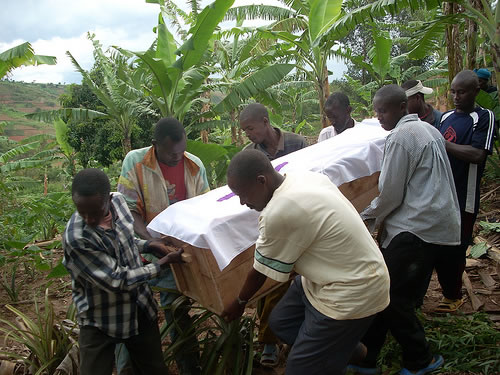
left=254, top=171, right=390, bottom=320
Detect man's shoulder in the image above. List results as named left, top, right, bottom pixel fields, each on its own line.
left=184, top=151, right=206, bottom=169
left=439, top=109, right=458, bottom=125
left=111, top=192, right=126, bottom=205
left=63, top=212, right=86, bottom=249
left=283, top=130, right=306, bottom=141
left=282, top=130, right=307, bottom=149
left=243, top=142, right=257, bottom=151
left=122, top=147, right=152, bottom=170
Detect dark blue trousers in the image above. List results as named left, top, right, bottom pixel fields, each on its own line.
left=269, top=275, right=374, bottom=375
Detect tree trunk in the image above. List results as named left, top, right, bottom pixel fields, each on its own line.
left=465, top=0, right=482, bottom=70
left=200, top=92, right=211, bottom=144
left=444, top=2, right=463, bottom=107
left=494, top=7, right=500, bottom=107
left=230, top=110, right=237, bottom=144
left=319, top=65, right=330, bottom=129
left=122, top=135, right=132, bottom=155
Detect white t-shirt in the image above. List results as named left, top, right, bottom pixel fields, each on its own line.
left=318, top=125, right=338, bottom=142
left=254, top=171, right=390, bottom=320
left=317, top=121, right=361, bottom=142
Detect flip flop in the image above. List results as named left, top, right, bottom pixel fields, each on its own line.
left=260, top=344, right=279, bottom=368
left=400, top=354, right=444, bottom=375
left=434, top=297, right=464, bottom=313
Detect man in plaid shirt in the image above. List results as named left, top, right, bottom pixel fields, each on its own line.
left=63, top=168, right=184, bottom=375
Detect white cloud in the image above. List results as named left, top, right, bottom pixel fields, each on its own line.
left=1, top=0, right=346, bottom=84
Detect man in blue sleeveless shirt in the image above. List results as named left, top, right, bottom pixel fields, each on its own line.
left=435, top=70, right=496, bottom=313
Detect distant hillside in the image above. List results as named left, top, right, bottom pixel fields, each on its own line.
left=0, top=80, right=67, bottom=141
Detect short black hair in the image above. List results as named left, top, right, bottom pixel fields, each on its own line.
left=325, top=92, right=350, bottom=108
left=452, top=70, right=479, bottom=90
left=239, top=103, right=269, bottom=123
left=72, top=168, right=110, bottom=197
left=153, top=117, right=185, bottom=143
left=374, top=84, right=407, bottom=106
left=227, top=149, right=274, bottom=183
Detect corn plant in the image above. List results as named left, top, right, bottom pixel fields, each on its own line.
left=160, top=294, right=255, bottom=375
left=0, top=289, right=75, bottom=375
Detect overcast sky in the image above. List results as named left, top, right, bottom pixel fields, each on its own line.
left=0, top=0, right=346, bottom=84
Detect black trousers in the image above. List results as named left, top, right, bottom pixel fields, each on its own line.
left=79, top=308, right=168, bottom=375
left=435, top=210, right=477, bottom=300
left=361, top=232, right=435, bottom=371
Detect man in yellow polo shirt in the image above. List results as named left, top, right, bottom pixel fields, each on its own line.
left=222, top=150, right=390, bottom=375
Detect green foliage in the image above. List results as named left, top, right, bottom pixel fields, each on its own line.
left=378, top=312, right=500, bottom=374
left=469, top=242, right=489, bottom=258
left=0, top=42, right=57, bottom=78
left=479, top=221, right=500, bottom=235
left=0, top=289, right=75, bottom=375
left=186, top=140, right=242, bottom=188
left=1, top=263, right=19, bottom=302
left=160, top=294, right=255, bottom=375
left=23, top=192, right=73, bottom=241
left=0, top=192, right=72, bottom=249
left=212, top=64, right=295, bottom=115
left=121, top=0, right=234, bottom=124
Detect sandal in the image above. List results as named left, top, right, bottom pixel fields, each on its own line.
left=434, top=297, right=464, bottom=313
left=260, top=344, right=279, bottom=368
left=400, top=354, right=444, bottom=375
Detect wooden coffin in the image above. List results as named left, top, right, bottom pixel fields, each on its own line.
left=168, top=172, right=380, bottom=315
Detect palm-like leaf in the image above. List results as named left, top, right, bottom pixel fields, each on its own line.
left=224, top=5, right=297, bottom=22
left=175, top=0, right=235, bottom=71
left=325, top=0, right=442, bottom=37
left=0, top=141, right=40, bottom=164
left=0, top=42, right=56, bottom=78
left=407, top=13, right=463, bottom=59
left=26, top=108, right=108, bottom=123
left=212, top=64, right=294, bottom=114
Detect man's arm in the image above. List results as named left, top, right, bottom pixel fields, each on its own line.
left=64, top=238, right=184, bottom=293
left=445, top=141, right=487, bottom=164
left=361, top=141, right=410, bottom=226
left=132, top=211, right=153, bottom=240
left=221, top=268, right=267, bottom=322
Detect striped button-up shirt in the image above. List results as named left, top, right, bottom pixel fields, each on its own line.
left=361, top=114, right=461, bottom=248
left=62, top=193, right=161, bottom=339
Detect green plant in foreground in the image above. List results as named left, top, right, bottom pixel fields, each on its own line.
left=0, top=263, right=19, bottom=302
left=0, top=289, right=75, bottom=375
left=377, top=312, right=500, bottom=374
left=479, top=221, right=500, bottom=236
left=159, top=294, right=255, bottom=375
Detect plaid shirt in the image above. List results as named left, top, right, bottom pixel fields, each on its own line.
left=62, top=193, right=162, bottom=339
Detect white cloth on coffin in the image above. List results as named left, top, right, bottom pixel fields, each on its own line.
left=147, top=122, right=388, bottom=271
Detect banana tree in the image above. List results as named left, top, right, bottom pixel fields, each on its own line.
left=225, top=0, right=345, bottom=128
left=0, top=42, right=56, bottom=79
left=403, top=0, right=499, bottom=105
left=27, top=34, right=156, bottom=154
left=116, top=0, right=235, bottom=125
left=268, top=77, right=319, bottom=127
